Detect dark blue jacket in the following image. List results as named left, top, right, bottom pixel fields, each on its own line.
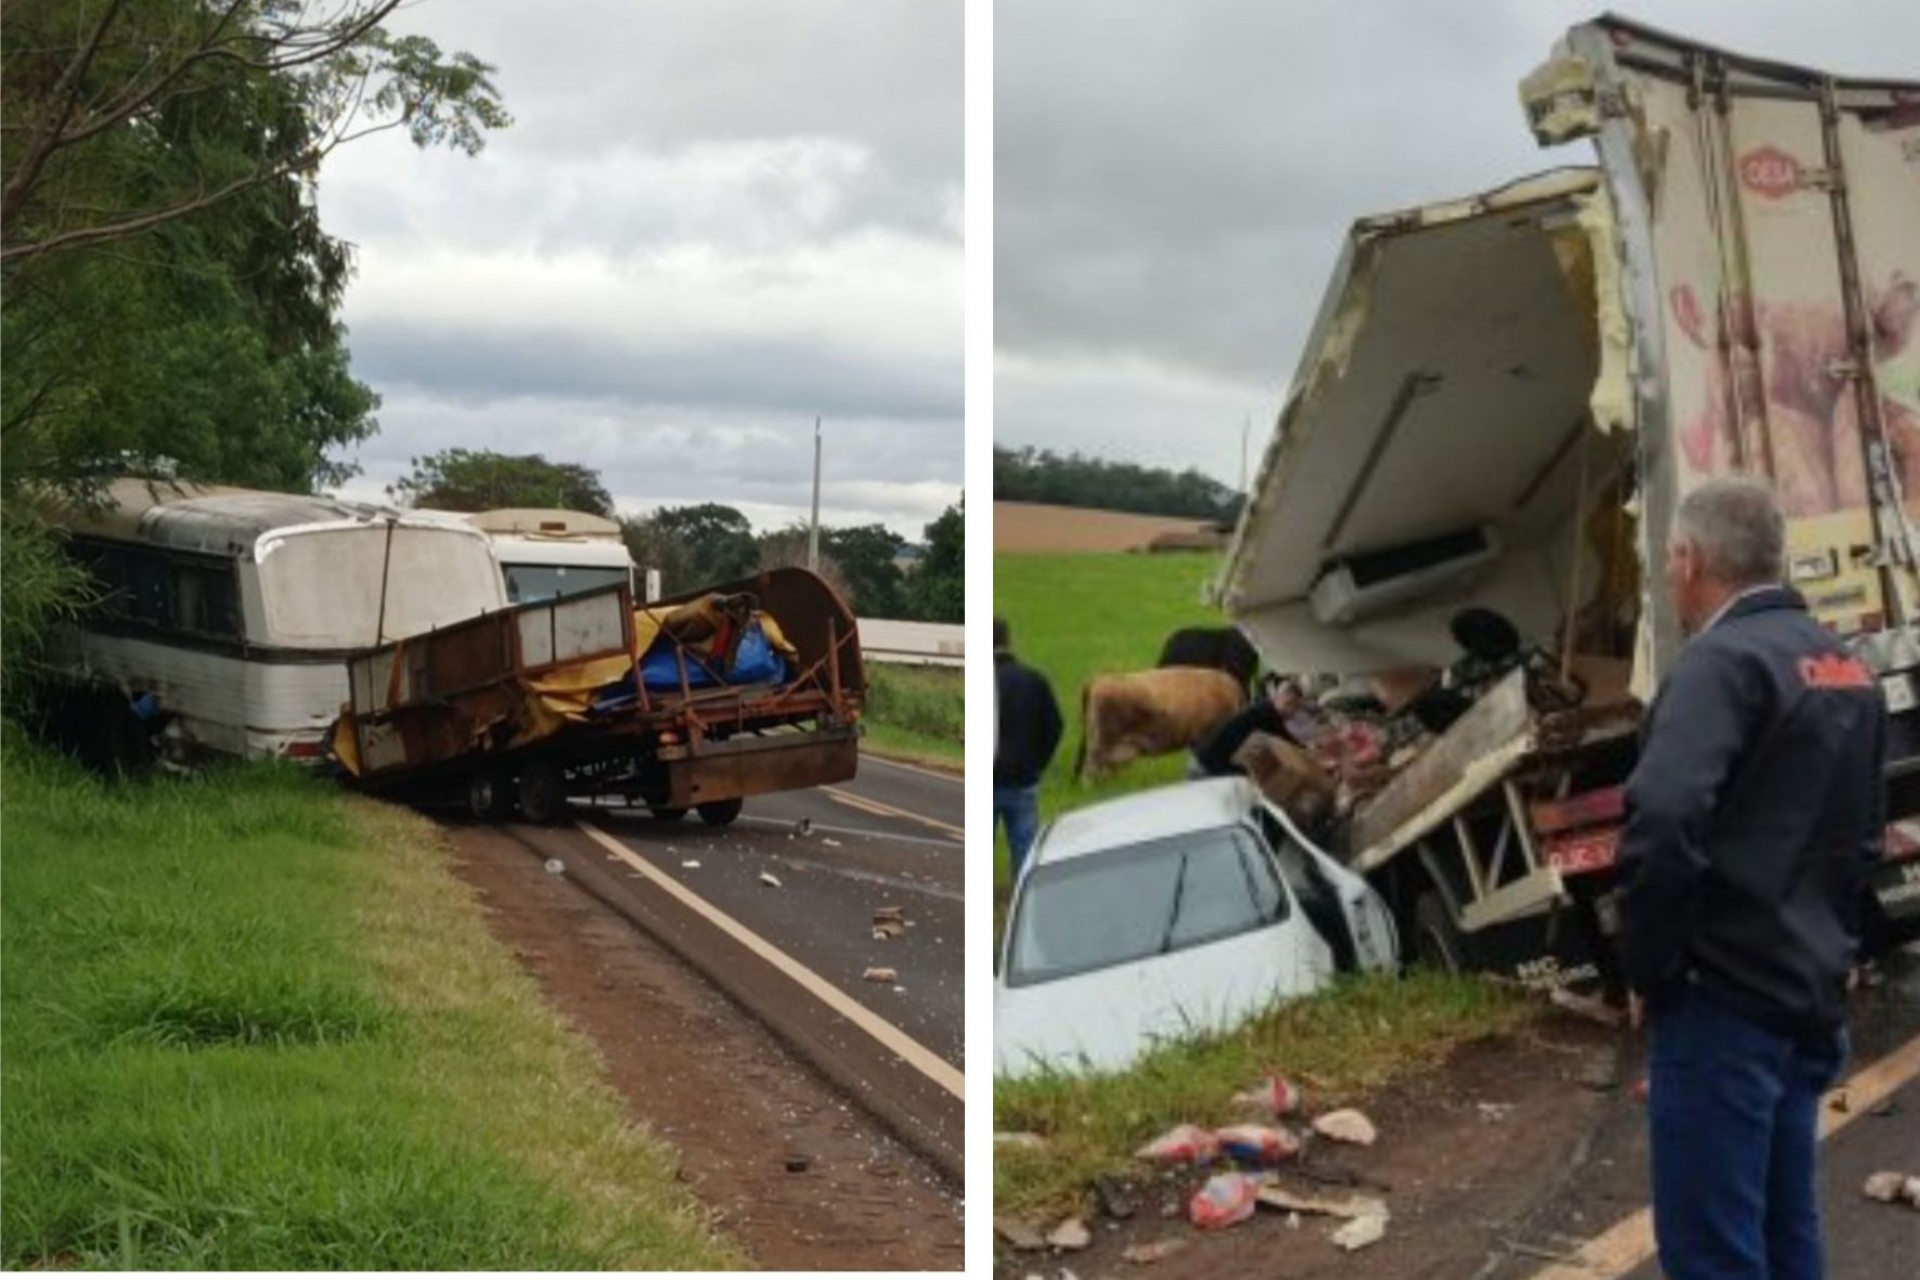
left=994, top=652, right=1063, bottom=788
left=1618, top=586, right=1886, bottom=1040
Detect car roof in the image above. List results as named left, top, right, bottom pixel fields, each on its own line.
left=1034, top=776, right=1260, bottom=867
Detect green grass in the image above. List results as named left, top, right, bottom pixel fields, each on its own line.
left=993, top=552, right=1226, bottom=890
left=863, top=663, right=963, bottom=764
left=993, top=971, right=1533, bottom=1218
left=0, top=731, right=742, bottom=1270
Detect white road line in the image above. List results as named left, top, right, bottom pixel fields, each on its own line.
left=859, top=753, right=966, bottom=785
left=574, top=818, right=966, bottom=1101
left=1524, top=1031, right=1920, bottom=1280
left=823, top=785, right=965, bottom=839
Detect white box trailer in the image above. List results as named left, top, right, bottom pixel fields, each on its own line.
left=1219, top=15, right=1920, bottom=982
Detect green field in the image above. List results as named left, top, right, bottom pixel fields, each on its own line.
left=992, top=551, right=1226, bottom=889
left=862, top=662, right=963, bottom=765
left=0, top=733, right=740, bottom=1270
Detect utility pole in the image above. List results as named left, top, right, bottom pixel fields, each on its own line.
left=808, top=416, right=822, bottom=571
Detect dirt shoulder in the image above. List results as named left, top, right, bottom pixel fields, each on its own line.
left=445, top=822, right=964, bottom=1272
left=996, top=1014, right=1622, bottom=1278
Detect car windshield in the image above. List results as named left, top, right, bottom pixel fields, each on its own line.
left=502, top=563, right=629, bottom=603
left=1004, top=824, right=1289, bottom=987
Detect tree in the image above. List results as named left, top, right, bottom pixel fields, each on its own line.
left=388, top=449, right=614, bottom=516
left=907, top=497, right=963, bottom=623
left=992, top=445, right=1241, bottom=523
left=821, top=524, right=908, bottom=619
left=647, top=503, right=758, bottom=588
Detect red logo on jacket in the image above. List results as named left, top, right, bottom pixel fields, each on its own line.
left=1798, top=653, right=1873, bottom=690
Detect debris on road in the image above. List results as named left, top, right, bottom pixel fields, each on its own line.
left=1331, top=1209, right=1389, bottom=1251
left=1312, top=1108, right=1378, bottom=1146
left=995, top=1217, right=1048, bottom=1251
left=544, top=858, right=566, bottom=874
left=1189, top=1171, right=1264, bottom=1229
left=795, top=817, right=813, bottom=836
left=759, top=872, right=783, bottom=888
left=1135, top=1123, right=1220, bottom=1165
left=784, top=1154, right=811, bottom=1173
left=872, top=906, right=908, bottom=939
left=822, top=837, right=843, bottom=847
left=1549, top=987, right=1625, bottom=1028
left=1862, top=1171, right=1920, bottom=1208
left=862, top=966, right=898, bottom=984
left=1255, top=1186, right=1386, bottom=1221
left=1046, top=1218, right=1092, bottom=1251
left=1120, top=1237, right=1188, bottom=1265
left=994, top=1131, right=1047, bottom=1150
left=1476, top=1102, right=1513, bottom=1122
left=1214, top=1123, right=1301, bottom=1164
left=681, top=860, right=701, bottom=869
left=1233, top=1074, right=1306, bottom=1117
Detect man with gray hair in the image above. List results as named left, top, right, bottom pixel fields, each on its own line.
left=1619, top=476, right=1885, bottom=1280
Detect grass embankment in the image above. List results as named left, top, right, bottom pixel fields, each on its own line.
left=0, top=736, right=742, bottom=1270
left=994, top=971, right=1533, bottom=1217
left=992, top=551, right=1225, bottom=890
left=862, top=662, right=963, bottom=766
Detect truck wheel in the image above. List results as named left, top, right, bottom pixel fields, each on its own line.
left=649, top=806, right=689, bottom=823
left=517, top=760, right=566, bottom=825
left=1413, top=891, right=1470, bottom=976
left=467, top=771, right=514, bottom=821
left=696, top=798, right=744, bottom=826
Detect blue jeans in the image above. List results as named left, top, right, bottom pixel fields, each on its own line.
left=994, top=784, right=1041, bottom=885
left=1648, top=987, right=1848, bottom=1280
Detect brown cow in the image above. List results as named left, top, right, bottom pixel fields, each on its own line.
left=1075, top=666, right=1246, bottom=782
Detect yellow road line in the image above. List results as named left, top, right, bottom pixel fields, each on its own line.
left=574, top=819, right=965, bottom=1101
left=822, top=785, right=964, bottom=840
left=1525, top=1031, right=1920, bottom=1280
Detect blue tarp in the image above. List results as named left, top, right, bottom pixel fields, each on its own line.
left=590, top=619, right=789, bottom=715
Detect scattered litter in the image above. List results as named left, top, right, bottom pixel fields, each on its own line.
left=822, top=837, right=843, bottom=847
left=543, top=858, right=565, bottom=874
left=994, top=1131, right=1047, bottom=1150
left=1331, top=1209, right=1389, bottom=1250
left=1189, top=1172, right=1263, bottom=1230
left=1092, top=1174, right=1136, bottom=1220
left=1134, top=1123, right=1220, bottom=1165
left=796, top=817, right=813, bottom=836
left=1549, top=987, right=1625, bottom=1027
left=862, top=966, right=898, bottom=983
left=892, top=984, right=906, bottom=993
left=1046, top=1218, right=1091, bottom=1251
left=1255, top=1187, right=1385, bottom=1221
left=1120, top=1237, right=1187, bottom=1265
left=871, top=908, right=908, bottom=940
left=784, top=1155, right=811, bottom=1173
left=759, top=872, right=783, bottom=888
left=1233, top=1075, right=1305, bottom=1117
left=681, top=860, right=701, bottom=869
left=1862, top=1171, right=1920, bottom=1208
left=1312, top=1109, right=1378, bottom=1147
left=1213, top=1123, right=1301, bottom=1164
left=994, top=1217, right=1047, bottom=1251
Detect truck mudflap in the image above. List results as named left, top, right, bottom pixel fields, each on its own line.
left=655, top=728, right=860, bottom=809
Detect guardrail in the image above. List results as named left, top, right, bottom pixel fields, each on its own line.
left=857, top=619, right=963, bottom=668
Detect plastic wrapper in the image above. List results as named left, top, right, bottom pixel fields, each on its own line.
left=1232, top=1074, right=1305, bottom=1117
left=1213, top=1123, right=1301, bottom=1164
left=1189, top=1172, right=1263, bottom=1230
left=1133, top=1123, right=1220, bottom=1165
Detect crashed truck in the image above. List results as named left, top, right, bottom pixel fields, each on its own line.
left=328, top=566, right=865, bottom=826
left=1216, top=15, right=1920, bottom=989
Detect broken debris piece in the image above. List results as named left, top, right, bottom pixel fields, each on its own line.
left=862, top=966, right=898, bottom=984
left=1331, top=1210, right=1389, bottom=1251
left=1862, top=1171, right=1920, bottom=1208
left=1046, top=1218, right=1091, bottom=1251
left=1312, top=1108, right=1378, bottom=1147
left=1255, top=1187, right=1385, bottom=1221
left=543, top=858, right=566, bottom=875
left=759, top=872, right=783, bottom=888
left=681, top=860, right=701, bottom=869
left=1189, top=1172, right=1264, bottom=1230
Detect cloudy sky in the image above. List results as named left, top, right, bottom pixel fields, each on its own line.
left=995, top=0, right=1920, bottom=491
left=319, top=0, right=962, bottom=539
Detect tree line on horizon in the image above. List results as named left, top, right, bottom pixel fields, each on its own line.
left=993, top=445, right=1243, bottom=524
left=390, top=447, right=962, bottom=624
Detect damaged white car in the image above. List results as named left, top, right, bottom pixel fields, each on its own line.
left=994, top=776, right=1398, bottom=1078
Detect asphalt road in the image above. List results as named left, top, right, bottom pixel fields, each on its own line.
left=501, top=750, right=967, bottom=1180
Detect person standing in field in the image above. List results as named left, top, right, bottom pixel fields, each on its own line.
left=993, top=616, right=1063, bottom=887
left=1618, top=477, right=1885, bottom=1280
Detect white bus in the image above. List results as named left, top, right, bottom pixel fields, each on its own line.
left=50, top=477, right=510, bottom=765
left=454, top=508, right=657, bottom=604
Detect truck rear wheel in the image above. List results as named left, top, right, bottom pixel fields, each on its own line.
left=517, top=759, right=566, bottom=825
left=696, top=798, right=744, bottom=826
left=467, top=771, right=515, bottom=821
left=1413, top=891, right=1471, bottom=976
